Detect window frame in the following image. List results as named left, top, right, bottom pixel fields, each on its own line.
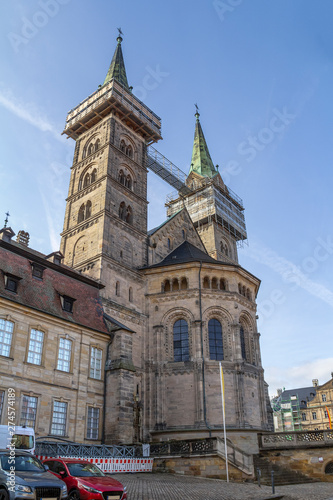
left=86, top=406, right=100, bottom=440
left=173, top=319, right=190, bottom=362
left=27, top=328, right=44, bottom=365
left=50, top=400, right=68, bottom=437
left=90, top=347, right=102, bottom=380
left=0, top=319, right=14, bottom=358
left=20, top=395, right=38, bottom=428
left=208, top=318, right=224, bottom=361
left=57, top=337, right=72, bottom=373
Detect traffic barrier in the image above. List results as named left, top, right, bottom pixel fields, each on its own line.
left=37, top=455, right=153, bottom=473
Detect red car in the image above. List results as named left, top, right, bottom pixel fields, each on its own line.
left=43, top=458, right=127, bottom=500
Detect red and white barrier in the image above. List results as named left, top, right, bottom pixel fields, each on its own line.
left=37, top=456, right=153, bottom=473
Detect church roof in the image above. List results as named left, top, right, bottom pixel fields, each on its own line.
left=145, top=240, right=220, bottom=269
left=147, top=211, right=181, bottom=236
left=103, top=34, right=129, bottom=89
left=189, top=111, right=217, bottom=178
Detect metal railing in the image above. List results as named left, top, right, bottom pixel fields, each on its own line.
left=36, top=441, right=142, bottom=458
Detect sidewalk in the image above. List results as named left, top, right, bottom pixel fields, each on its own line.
left=113, top=472, right=333, bottom=500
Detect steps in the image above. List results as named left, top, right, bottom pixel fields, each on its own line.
left=253, top=455, right=318, bottom=486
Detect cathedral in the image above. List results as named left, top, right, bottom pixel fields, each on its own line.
left=59, top=34, right=272, bottom=444
left=0, top=33, right=272, bottom=452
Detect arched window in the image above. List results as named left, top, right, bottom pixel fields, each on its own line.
left=208, top=319, right=223, bottom=361
left=116, top=281, right=120, bottom=296
left=83, top=173, right=90, bottom=188
left=240, top=325, right=247, bottom=360
left=126, top=205, right=133, bottom=224
left=120, top=140, right=126, bottom=152
left=173, top=319, right=189, bottom=362
left=238, top=283, right=242, bottom=294
left=88, top=143, right=94, bottom=156
left=119, top=202, right=126, bottom=220
left=164, top=280, right=171, bottom=292
left=91, top=169, right=97, bottom=184
left=172, top=278, right=179, bottom=291
left=220, top=278, right=226, bottom=291
left=203, top=276, right=210, bottom=289
left=246, top=288, right=252, bottom=300
left=86, top=200, right=92, bottom=219
left=212, top=277, right=218, bottom=290
left=118, top=170, right=125, bottom=185
left=167, top=238, right=171, bottom=249
left=180, top=277, right=187, bottom=290
left=129, top=287, right=133, bottom=302
left=125, top=174, right=132, bottom=189
left=182, top=229, right=186, bottom=239
left=126, top=145, right=133, bottom=158
left=242, top=286, right=246, bottom=297
left=78, top=204, right=85, bottom=223
left=95, top=139, right=100, bottom=151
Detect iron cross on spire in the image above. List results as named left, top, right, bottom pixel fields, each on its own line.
left=195, top=103, right=199, bottom=113
left=4, top=211, right=10, bottom=228
left=117, top=27, right=123, bottom=37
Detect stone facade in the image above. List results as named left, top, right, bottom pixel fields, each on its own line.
left=58, top=36, right=272, bottom=448
left=303, top=378, right=333, bottom=431
left=0, top=36, right=272, bottom=454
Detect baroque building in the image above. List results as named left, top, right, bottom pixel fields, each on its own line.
left=0, top=34, right=272, bottom=453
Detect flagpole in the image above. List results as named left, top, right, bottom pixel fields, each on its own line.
left=219, top=362, right=229, bottom=482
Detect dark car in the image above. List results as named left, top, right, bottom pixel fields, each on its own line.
left=0, top=450, right=68, bottom=500
left=43, top=459, right=127, bottom=500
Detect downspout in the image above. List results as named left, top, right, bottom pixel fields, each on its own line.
left=199, top=260, right=212, bottom=437
left=102, top=338, right=113, bottom=444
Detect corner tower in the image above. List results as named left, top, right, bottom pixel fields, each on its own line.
left=60, top=34, right=162, bottom=298
left=166, top=111, right=246, bottom=263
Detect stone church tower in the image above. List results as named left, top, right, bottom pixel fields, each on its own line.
left=60, top=35, right=272, bottom=448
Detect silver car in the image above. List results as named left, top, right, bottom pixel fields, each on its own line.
left=0, top=450, right=67, bottom=500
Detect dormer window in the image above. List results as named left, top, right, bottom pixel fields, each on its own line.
left=4, top=273, right=21, bottom=293
left=59, top=294, right=76, bottom=313
left=31, top=263, right=45, bottom=279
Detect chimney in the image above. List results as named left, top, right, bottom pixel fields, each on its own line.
left=312, top=379, right=318, bottom=387
left=16, top=230, right=30, bottom=247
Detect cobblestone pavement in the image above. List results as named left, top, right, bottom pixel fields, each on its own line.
left=112, top=473, right=333, bottom=500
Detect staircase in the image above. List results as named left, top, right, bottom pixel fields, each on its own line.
left=253, top=455, right=319, bottom=486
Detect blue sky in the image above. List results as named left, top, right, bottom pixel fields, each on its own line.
left=1, top=0, right=333, bottom=396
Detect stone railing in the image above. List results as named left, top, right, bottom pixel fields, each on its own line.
left=150, top=437, right=253, bottom=475
left=259, top=430, right=333, bottom=450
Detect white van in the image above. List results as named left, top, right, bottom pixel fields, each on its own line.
left=0, top=425, right=35, bottom=454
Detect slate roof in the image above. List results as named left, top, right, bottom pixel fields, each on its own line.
left=144, top=240, right=224, bottom=269
left=0, top=240, right=114, bottom=335
left=103, top=35, right=129, bottom=89
left=277, top=387, right=317, bottom=409
left=147, top=211, right=182, bottom=236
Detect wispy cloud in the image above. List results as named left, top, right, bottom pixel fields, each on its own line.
left=0, top=86, right=65, bottom=142
left=246, top=241, right=333, bottom=308
left=267, top=357, right=333, bottom=396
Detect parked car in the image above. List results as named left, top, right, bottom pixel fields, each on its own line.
left=0, top=450, right=68, bottom=500
left=43, top=458, right=127, bottom=500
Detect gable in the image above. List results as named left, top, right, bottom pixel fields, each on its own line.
left=147, top=208, right=206, bottom=266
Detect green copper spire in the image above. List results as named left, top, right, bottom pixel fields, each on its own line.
left=189, top=108, right=217, bottom=178
left=103, top=30, right=129, bottom=89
